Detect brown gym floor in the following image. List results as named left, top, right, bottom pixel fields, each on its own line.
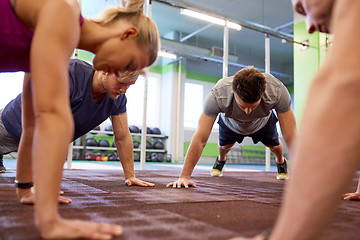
left=1, top=169, right=360, bottom=240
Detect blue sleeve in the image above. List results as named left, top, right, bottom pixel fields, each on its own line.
left=111, top=94, right=127, bottom=115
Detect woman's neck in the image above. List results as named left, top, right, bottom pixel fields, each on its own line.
left=78, top=20, right=105, bottom=53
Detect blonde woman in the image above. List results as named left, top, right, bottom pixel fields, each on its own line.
left=0, top=0, right=159, bottom=238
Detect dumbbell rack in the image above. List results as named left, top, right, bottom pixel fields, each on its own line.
left=72, top=130, right=168, bottom=156
left=127, top=132, right=168, bottom=153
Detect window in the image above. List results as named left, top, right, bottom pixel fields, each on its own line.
left=0, top=72, right=24, bottom=108
left=126, top=76, right=160, bottom=128
left=184, top=82, right=203, bottom=128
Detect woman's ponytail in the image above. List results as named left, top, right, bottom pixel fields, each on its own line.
left=121, top=0, right=144, bottom=13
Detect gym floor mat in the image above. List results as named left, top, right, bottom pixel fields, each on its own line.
left=1, top=169, right=359, bottom=239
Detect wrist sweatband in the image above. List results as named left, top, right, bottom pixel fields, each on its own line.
left=14, top=180, right=34, bottom=189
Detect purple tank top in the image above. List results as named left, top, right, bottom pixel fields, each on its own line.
left=0, top=0, right=84, bottom=72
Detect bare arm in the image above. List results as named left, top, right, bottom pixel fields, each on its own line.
left=111, top=113, right=154, bottom=187
left=167, top=113, right=216, bottom=188
left=231, top=1, right=349, bottom=240
left=276, top=109, right=297, bottom=154
left=231, top=2, right=360, bottom=237
left=30, top=0, right=79, bottom=234
left=20, top=0, right=122, bottom=238
left=180, top=113, right=217, bottom=178
left=269, top=1, right=360, bottom=239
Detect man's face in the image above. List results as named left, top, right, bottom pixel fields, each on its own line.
left=292, top=0, right=334, bottom=33
left=102, top=72, right=138, bottom=99
left=234, top=93, right=261, bottom=115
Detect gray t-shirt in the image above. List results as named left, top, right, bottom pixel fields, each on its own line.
left=203, top=73, right=291, bottom=135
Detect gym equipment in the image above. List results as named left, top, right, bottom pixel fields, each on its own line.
left=140, top=127, right=152, bottom=134
left=105, top=124, right=113, bottom=132
left=150, top=152, right=158, bottom=161
left=151, top=127, right=161, bottom=135
left=109, top=154, right=117, bottom=161
left=93, top=125, right=100, bottom=131
left=133, top=152, right=140, bottom=161
left=86, top=138, right=98, bottom=147
left=153, top=141, right=165, bottom=149
left=95, top=153, right=102, bottom=161
left=105, top=124, right=113, bottom=136
left=157, top=153, right=164, bottom=162
left=129, top=125, right=140, bottom=133
left=98, top=139, right=110, bottom=148
left=165, top=154, right=172, bottom=163
left=112, top=141, right=116, bottom=147
left=101, top=155, right=109, bottom=161
left=146, top=141, right=153, bottom=149
left=133, top=140, right=140, bottom=149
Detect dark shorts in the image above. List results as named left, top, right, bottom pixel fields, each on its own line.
left=218, top=111, right=280, bottom=147
left=0, top=109, right=19, bottom=155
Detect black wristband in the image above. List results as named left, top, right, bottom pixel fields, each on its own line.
left=14, top=180, right=34, bottom=189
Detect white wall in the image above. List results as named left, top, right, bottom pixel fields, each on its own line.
left=0, top=72, right=24, bottom=109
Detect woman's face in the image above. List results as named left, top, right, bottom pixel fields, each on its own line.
left=93, top=35, right=149, bottom=77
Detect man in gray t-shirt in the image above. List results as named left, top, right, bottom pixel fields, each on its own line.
left=167, top=67, right=297, bottom=188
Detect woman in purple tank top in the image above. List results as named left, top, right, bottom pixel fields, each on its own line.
left=0, top=0, right=159, bottom=239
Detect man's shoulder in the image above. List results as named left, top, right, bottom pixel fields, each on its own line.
left=263, top=73, right=282, bottom=85
left=263, top=73, right=287, bottom=92
left=212, top=76, right=234, bottom=95
left=262, top=73, right=290, bottom=108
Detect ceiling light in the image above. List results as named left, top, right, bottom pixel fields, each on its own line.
left=158, top=51, right=177, bottom=59
left=180, top=9, right=241, bottom=31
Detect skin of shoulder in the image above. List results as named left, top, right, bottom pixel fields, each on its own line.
left=11, top=0, right=80, bottom=32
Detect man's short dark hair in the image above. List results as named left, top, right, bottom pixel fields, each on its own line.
left=232, top=66, right=266, bottom=103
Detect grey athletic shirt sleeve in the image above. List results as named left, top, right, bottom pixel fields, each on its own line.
left=203, top=73, right=291, bottom=135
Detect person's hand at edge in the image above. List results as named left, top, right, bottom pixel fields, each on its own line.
left=343, top=191, right=360, bottom=201
left=166, top=177, right=197, bottom=188
left=125, top=177, right=155, bottom=187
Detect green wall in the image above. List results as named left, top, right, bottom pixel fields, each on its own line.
left=184, top=142, right=218, bottom=157
left=183, top=142, right=268, bottom=158
left=293, top=21, right=329, bottom=124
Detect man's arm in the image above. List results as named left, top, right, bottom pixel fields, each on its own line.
left=167, top=113, right=216, bottom=188
left=276, top=109, right=297, bottom=154
left=111, top=113, right=154, bottom=187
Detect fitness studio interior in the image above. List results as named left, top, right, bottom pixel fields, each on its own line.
left=1, top=1, right=359, bottom=240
